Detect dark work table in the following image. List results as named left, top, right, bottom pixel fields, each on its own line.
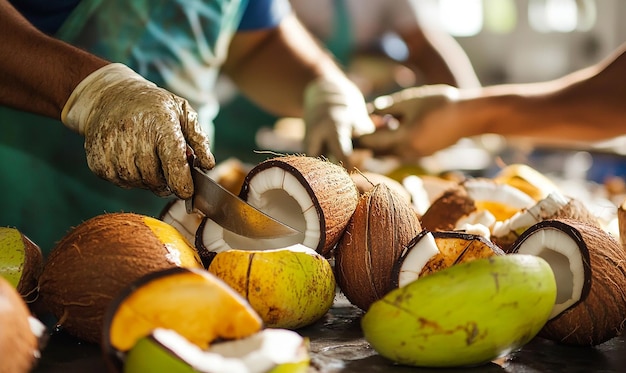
left=33, top=301, right=626, bottom=373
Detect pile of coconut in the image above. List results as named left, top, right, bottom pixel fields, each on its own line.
left=4, top=156, right=626, bottom=372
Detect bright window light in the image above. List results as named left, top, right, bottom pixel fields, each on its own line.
left=529, top=0, right=588, bottom=33
left=439, top=0, right=483, bottom=37
left=546, top=0, right=577, bottom=32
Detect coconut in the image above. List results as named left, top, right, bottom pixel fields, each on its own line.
left=510, top=218, right=626, bottom=346
left=0, top=227, right=43, bottom=302
left=492, top=191, right=600, bottom=252
left=36, top=212, right=203, bottom=344
left=124, top=328, right=309, bottom=373
left=198, top=155, right=359, bottom=257
left=159, top=198, right=205, bottom=251
left=350, top=171, right=411, bottom=203
left=103, top=267, right=262, bottom=371
left=207, top=244, right=336, bottom=329
left=392, top=230, right=505, bottom=288
left=617, top=197, right=626, bottom=250
left=493, top=163, right=558, bottom=201
left=421, top=178, right=535, bottom=233
left=361, top=255, right=557, bottom=368
left=334, top=183, right=422, bottom=311
left=0, top=276, right=41, bottom=373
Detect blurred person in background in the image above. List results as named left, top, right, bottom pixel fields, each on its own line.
left=0, top=0, right=374, bottom=253
left=213, top=0, right=480, bottom=163
left=359, top=42, right=626, bottom=161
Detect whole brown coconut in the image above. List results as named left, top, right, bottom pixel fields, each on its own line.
left=37, top=213, right=203, bottom=344
left=511, top=218, right=626, bottom=346
left=335, top=183, right=422, bottom=311
left=239, top=155, right=359, bottom=257
left=0, top=276, right=39, bottom=373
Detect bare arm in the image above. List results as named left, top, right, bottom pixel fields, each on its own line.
left=399, top=25, right=480, bottom=89
left=452, top=44, right=626, bottom=142
left=221, top=14, right=345, bottom=117
left=365, top=43, right=626, bottom=158
left=0, top=0, right=108, bottom=119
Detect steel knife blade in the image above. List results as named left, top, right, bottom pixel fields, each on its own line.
left=185, top=163, right=301, bottom=239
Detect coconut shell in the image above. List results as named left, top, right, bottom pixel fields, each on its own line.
left=619, top=198, right=626, bottom=251
left=420, top=186, right=475, bottom=232
left=36, top=213, right=203, bottom=344
left=239, top=155, right=359, bottom=256
left=514, top=219, right=626, bottom=346
left=493, top=195, right=599, bottom=253
left=334, top=183, right=422, bottom=311
left=0, top=276, right=38, bottom=373
left=0, top=227, right=44, bottom=302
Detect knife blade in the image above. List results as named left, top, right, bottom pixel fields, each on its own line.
left=185, top=161, right=301, bottom=239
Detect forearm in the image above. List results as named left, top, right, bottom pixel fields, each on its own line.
left=0, top=0, right=108, bottom=119
left=452, top=48, right=626, bottom=142
left=222, top=14, right=343, bottom=117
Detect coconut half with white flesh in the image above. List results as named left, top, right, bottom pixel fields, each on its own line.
left=510, top=219, right=626, bottom=346
left=159, top=199, right=205, bottom=247
left=198, top=155, right=359, bottom=257
left=421, top=178, right=535, bottom=233
left=124, top=328, right=309, bottom=373
left=492, top=191, right=600, bottom=252
left=392, top=230, right=505, bottom=288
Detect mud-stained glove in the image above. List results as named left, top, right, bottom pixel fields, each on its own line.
left=61, top=63, right=215, bottom=199
left=303, top=76, right=375, bottom=167
left=357, top=84, right=460, bottom=159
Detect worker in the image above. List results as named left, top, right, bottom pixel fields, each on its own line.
left=0, top=0, right=374, bottom=253
left=360, top=43, right=626, bottom=161
left=212, top=0, right=480, bottom=163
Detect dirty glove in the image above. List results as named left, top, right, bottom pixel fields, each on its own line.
left=303, top=76, right=375, bottom=166
left=61, top=63, right=215, bottom=199
left=357, top=84, right=460, bottom=159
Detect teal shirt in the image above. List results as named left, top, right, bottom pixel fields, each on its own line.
left=1, top=0, right=290, bottom=254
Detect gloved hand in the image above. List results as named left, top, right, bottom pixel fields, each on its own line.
left=303, top=76, right=375, bottom=167
left=61, top=63, right=215, bottom=199
left=357, top=84, right=461, bottom=159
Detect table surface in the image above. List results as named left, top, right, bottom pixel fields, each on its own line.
left=32, top=301, right=626, bottom=373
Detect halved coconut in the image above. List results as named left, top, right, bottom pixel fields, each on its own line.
left=492, top=191, right=599, bottom=252
left=103, top=267, right=263, bottom=371
left=510, top=219, right=626, bottom=346
left=334, top=183, right=422, bottom=311
left=199, top=155, right=359, bottom=257
left=124, top=328, right=309, bottom=373
left=393, top=230, right=505, bottom=288
left=493, top=163, right=558, bottom=201
left=420, top=178, right=535, bottom=233
left=159, top=198, right=205, bottom=248
left=0, top=227, right=44, bottom=302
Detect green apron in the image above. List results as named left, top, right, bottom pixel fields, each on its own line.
left=212, top=0, right=353, bottom=164
left=0, top=0, right=246, bottom=255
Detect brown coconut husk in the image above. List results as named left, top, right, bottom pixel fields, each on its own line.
left=420, top=186, right=475, bottom=232
left=513, top=218, right=626, bottom=346
left=36, top=213, right=201, bottom=344
left=334, top=183, right=422, bottom=311
left=239, top=155, right=359, bottom=257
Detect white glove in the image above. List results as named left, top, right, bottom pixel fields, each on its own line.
left=303, top=76, right=375, bottom=166
left=61, top=63, right=215, bottom=199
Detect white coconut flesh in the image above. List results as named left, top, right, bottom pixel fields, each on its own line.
left=514, top=227, right=584, bottom=319
left=201, top=168, right=317, bottom=252
left=161, top=199, right=204, bottom=245
left=148, top=328, right=306, bottom=373
left=397, top=232, right=440, bottom=287
left=455, top=210, right=496, bottom=235
left=464, top=178, right=536, bottom=210
left=492, top=191, right=569, bottom=237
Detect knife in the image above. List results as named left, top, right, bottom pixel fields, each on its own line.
left=185, top=156, right=301, bottom=239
